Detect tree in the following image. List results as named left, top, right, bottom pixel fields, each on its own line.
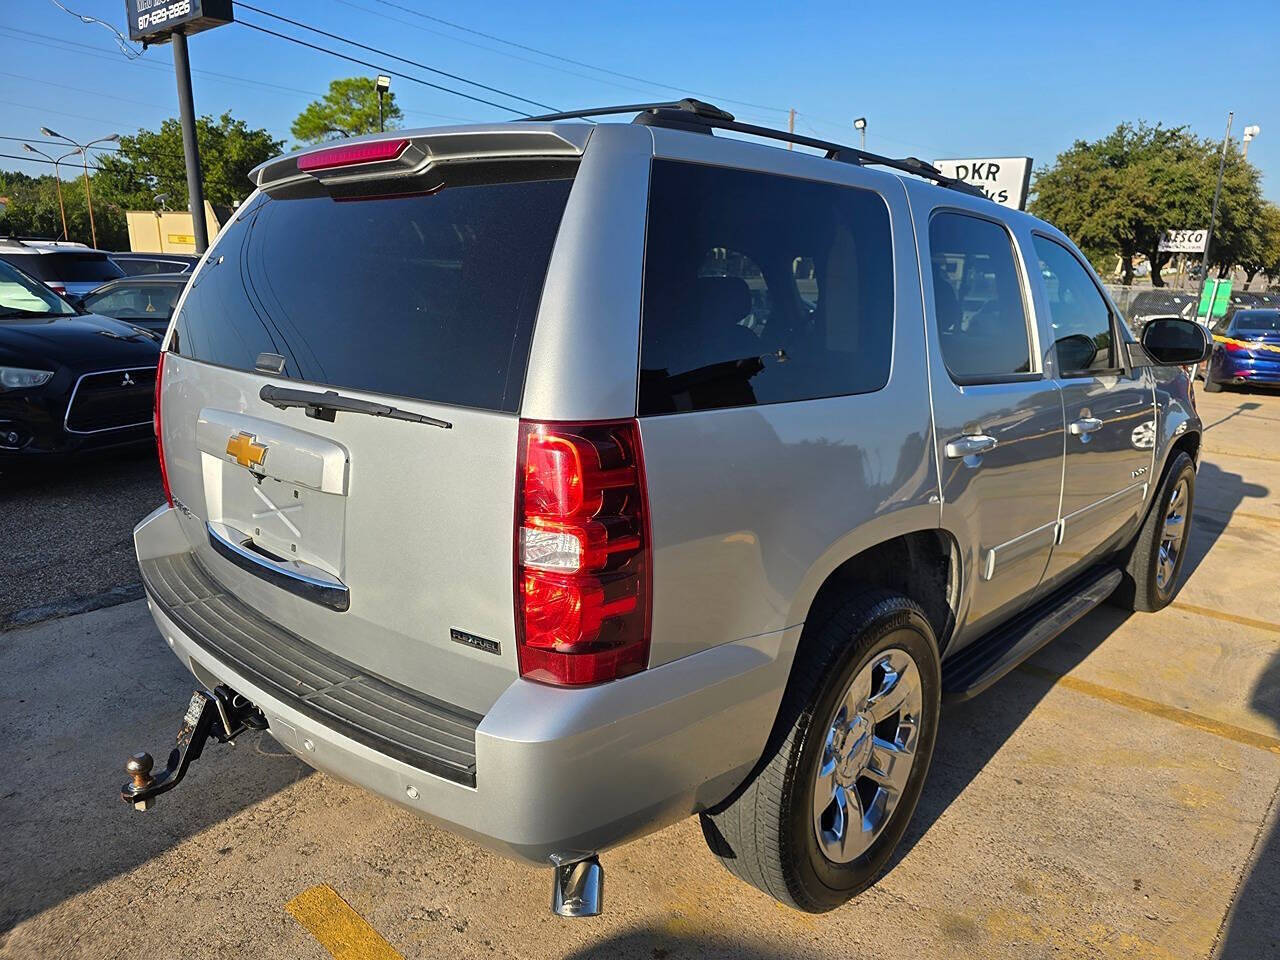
left=1029, top=122, right=1265, bottom=286
left=0, top=171, right=128, bottom=249
left=1239, top=202, right=1280, bottom=289
left=94, top=112, right=283, bottom=211
left=291, top=77, right=403, bottom=144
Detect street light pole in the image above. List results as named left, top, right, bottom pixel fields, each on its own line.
left=375, top=75, right=391, bottom=133
left=853, top=117, right=867, bottom=151
left=21, top=144, right=78, bottom=240
left=1199, top=112, right=1233, bottom=310
left=1242, top=124, right=1260, bottom=160
left=40, top=127, right=119, bottom=248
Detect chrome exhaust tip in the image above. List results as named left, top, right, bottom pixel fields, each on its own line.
left=551, top=854, right=603, bottom=918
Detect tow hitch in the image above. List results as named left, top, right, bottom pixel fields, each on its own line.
left=120, top=685, right=267, bottom=811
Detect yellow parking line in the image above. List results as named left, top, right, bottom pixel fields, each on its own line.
left=1018, top=664, right=1280, bottom=756
left=1172, top=601, right=1280, bottom=636
left=286, top=884, right=404, bottom=960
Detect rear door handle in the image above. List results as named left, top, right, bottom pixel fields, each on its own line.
left=945, top=434, right=998, bottom=459
left=1069, top=417, right=1104, bottom=436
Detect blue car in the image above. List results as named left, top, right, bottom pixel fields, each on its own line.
left=1204, top=308, right=1280, bottom=392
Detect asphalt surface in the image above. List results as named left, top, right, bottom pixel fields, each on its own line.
left=0, top=445, right=163, bottom=629
left=1, top=388, right=1278, bottom=960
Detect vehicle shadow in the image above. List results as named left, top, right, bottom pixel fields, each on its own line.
left=564, top=929, right=814, bottom=960
left=0, top=601, right=312, bottom=934
left=896, top=454, right=1266, bottom=865
left=1215, top=648, right=1280, bottom=959
left=1177, top=459, right=1269, bottom=583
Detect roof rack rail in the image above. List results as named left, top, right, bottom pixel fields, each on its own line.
left=521, top=98, right=987, bottom=199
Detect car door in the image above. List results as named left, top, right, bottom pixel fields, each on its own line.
left=1030, top=233, right=1154, bottom=587
left=917, top=203, right=1066, bottom=648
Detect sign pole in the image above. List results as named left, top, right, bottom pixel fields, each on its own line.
left=170, top=30, right=209, bottom=254
left=1198, top=111, right=1233, bottom=318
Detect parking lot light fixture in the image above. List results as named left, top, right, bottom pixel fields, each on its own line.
left=40, top=129, right=120, bottom=249
left=853, top=116, right=867, bottom=151
left=1243, top=124, right=1260, bottom=160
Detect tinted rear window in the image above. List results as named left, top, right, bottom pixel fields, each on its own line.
left=11, top=252, right=125, bottom=282
left=170, top=171, right=575, bottom=412
left=1234, top=310, right=1280, bottom=333
left=639, top=161, right=893, bottom=415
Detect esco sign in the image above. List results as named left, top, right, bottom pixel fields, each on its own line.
left=1157, top=229, right=1208, bottom=254
left=932, top=157, right=1033, bottom=210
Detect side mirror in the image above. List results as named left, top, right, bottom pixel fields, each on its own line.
left=1139, top=317, right=1211, bottom=365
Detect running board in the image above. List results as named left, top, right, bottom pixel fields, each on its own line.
left=942, top=566, right=1123, bottom=702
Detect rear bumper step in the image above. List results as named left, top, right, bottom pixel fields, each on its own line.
left=942, top=565, right=1122, bottom=702
left=139, top=550, right=480, bottom=786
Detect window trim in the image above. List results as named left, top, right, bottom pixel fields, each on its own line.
left=1030, top=231, right=1128, bottom=379
left=926, top=207, right=1040, bottom=387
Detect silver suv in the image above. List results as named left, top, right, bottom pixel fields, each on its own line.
left=126, top=100, right=1210, bottom=916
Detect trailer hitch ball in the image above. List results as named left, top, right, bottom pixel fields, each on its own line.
left=126, top=752, right=156, bottom=811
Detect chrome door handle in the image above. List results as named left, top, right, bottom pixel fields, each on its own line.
left=945, top=434, right=998, bottom=459
left=1069, top=417, right=1104, bottom=436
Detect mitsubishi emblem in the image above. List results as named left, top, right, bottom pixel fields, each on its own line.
left=121, top=371, right=135, bottom=387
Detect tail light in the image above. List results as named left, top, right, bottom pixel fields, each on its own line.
left=154, top=350, right=173, bottom=508
left=515, top=419, right=651, bottom=686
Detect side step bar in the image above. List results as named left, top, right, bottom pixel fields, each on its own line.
left=942, top=565, right=1123, bottom=702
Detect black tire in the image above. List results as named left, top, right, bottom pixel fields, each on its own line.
left=699, top=591, right=941, bottom=912
left=1113, top=451, right=1196, bottom=612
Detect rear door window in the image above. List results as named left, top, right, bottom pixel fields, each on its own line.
left=170, top=170, right=575, bottom=412
left=44, top=253, right=125, bottom=283
left=928, top=212, right=1032, bottom=382
left=639, top=160, right=894, bottom=415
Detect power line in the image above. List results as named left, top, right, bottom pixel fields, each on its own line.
left=237, top=2, right=558, bottom=113
left=0, top=26, right=477, bottom=126
left=362, top=0, right=789, bottom=114
left=236, top=18, right=532, bottom=117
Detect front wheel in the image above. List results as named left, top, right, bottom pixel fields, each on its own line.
left=700, top=591, right=941, bottom=912
left=1114, top=451, right=1196, bottom=612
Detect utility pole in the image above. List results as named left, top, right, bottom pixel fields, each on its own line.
left=171, top=30, right=209, bottom=253
left=788, top=108, right=795, bottom=150
left=1199, top=111, right=1233, bottom=318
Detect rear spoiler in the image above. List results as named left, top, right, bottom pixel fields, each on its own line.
left=249, top=124, right=593, bottom=193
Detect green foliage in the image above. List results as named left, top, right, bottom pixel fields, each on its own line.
left=0, top=170, right=128, bottom=249
left=1028, top=122, right=1266, bottom=286
left=1239, top=202, right=1280, bottom=286
left=291, top=76, right=404, bottom=144
left=93, top=111, right=283, bottom=211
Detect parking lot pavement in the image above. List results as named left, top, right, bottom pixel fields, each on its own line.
left=0, top=446, right=162, bottom=630
left=1, top=389, right=1277, bottom=960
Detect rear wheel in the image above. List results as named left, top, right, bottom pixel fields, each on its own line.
left=1114, top=451, right=1196, bottom=612
left=699, top=591, right=941, bottom=912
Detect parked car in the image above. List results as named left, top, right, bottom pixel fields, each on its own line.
left=123, top=102, right=1210, bottom=917
left=77, top=274, right=188, bottom=335
left=1203, top=307, right=1280, bottom=392
left=0, top=238, right=125, bottom=298
left=110, top=252, right=200, bottom=276
left=0, top=256, right=159, bottom=459
left=1126, top=289, right=1197, bottom=334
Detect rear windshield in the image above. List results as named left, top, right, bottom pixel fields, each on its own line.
left=3, top=251, right=125, bottom=283
left=170, top=171, right=575, bottom=412
left=1235, top=310, right=1280, bottom=333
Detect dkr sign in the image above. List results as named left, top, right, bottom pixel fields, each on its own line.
left=932, top=157, right=1033, bottom=210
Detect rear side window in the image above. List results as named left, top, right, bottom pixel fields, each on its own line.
left=1032, top=235, right=1118, bottom=375
left=171, top=171, right=575, bottom=412
left=639, top=161, right=893, bottom=415
left=40, top=252, right=125, bottom=283
left=928, top=212, right=1031, bottom=382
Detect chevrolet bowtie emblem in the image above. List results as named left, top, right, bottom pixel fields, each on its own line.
left=226, top=431, right=268, bottom=470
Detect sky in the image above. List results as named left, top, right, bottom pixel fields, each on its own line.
left=1, top=0, right=1278, bottom=203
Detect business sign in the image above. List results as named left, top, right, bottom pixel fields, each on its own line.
left=932, top=157, right=1033, bottom=210
left=1157, top=229, right=1208, bottom=254
left=124, top=0, right=233, bottom=43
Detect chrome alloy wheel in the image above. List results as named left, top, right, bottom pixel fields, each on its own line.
left=1157, top=478, right=1189, bottom=590
left=812, top=648, right=922, bottom=864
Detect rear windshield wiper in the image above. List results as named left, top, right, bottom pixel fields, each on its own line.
left=259, top=384, right=452, bottom=429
